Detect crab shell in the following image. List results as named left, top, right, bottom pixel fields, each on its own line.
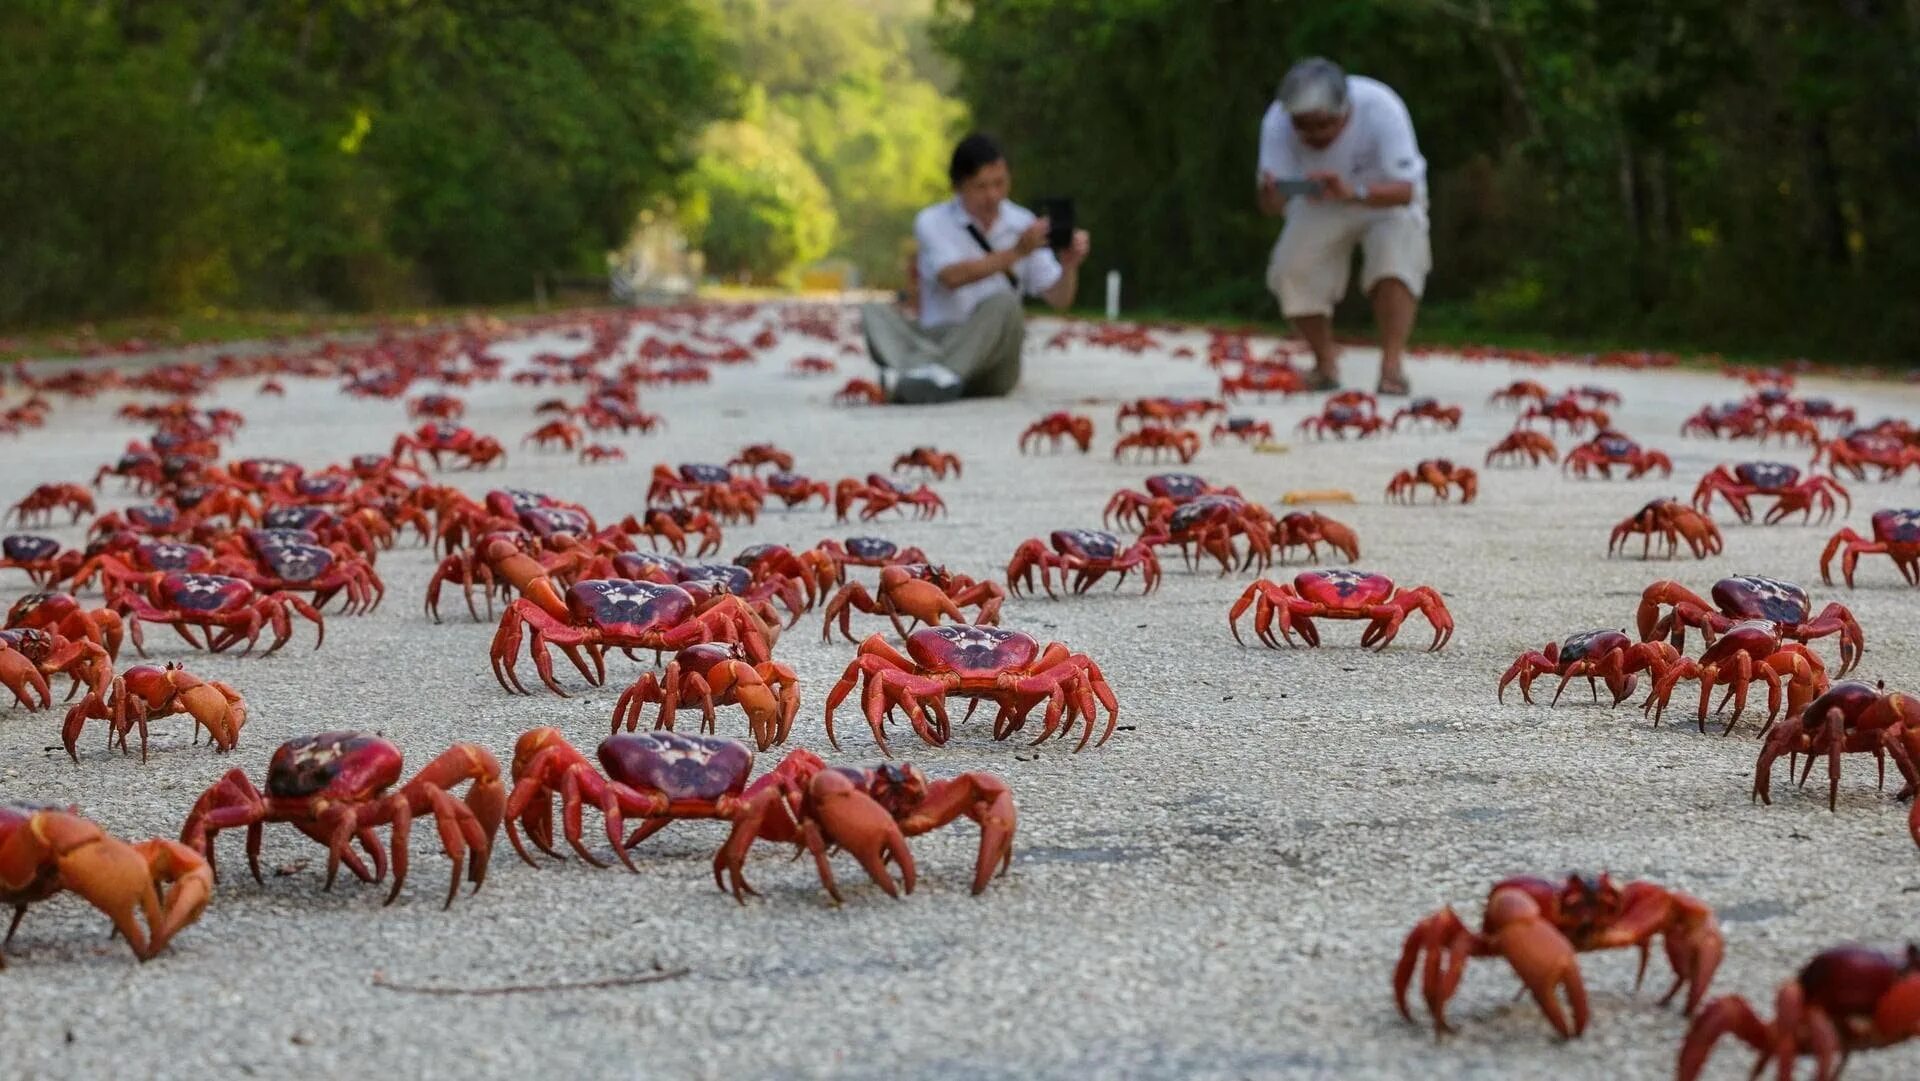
left=265, top=731, right=403, bottom=800
left=1560, top=629, right=1632, bottom=661
left=1144, top=473, right=1210, bottom=501
left=842, top=537, right=902, bottom=561
left=1697, top=618, right=1782, bottom=664
left=596, top=730, right=754, bottom=799
left=256, top=544, right=337, bottom=583
left=519, top=507, right=591, bottom=539
left=1051, top=529, right=1123, bottom=559
left=565, top=580, right=697, bottom=634
left=1871, top=509, right=1920, bottom=542
left=3, top=535, right=61, bottom=562
left=262, top=506, right=332, bottom=532
left=1293, top=569, right=1396, bottom=609
left=904, top=624, right=1040, bottom=677
left=161, top=573, right=258, bottom=612
left=1732, top=462, right=1800, bottom=489
left=1710, top=575, right=1811, bottom=624
left=680, top=463, right=732, bottom=485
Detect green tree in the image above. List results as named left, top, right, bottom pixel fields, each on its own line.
left=682, top=109, right=839, bottom=282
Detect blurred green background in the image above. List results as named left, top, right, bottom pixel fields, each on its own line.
left=5, top=1, right=1918, bottom=363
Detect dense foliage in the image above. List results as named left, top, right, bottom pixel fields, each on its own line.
left=0, top=0, right=733, bottom=323
left=934, top=0, right=1920, bottom=361
left=692, top=0, right=965, bottom=286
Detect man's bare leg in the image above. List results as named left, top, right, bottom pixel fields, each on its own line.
left=1290, top=313, right=1340, bottom=383
left=1369, top=277, right=1417, bottom=391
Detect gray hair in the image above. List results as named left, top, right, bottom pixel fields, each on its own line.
left=1279, top=57, right=1349, bottom=116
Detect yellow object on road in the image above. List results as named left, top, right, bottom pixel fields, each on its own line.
left=1252, top=441, right=1291, bottom=454
left=1281, top=489, right=1356, bottom=505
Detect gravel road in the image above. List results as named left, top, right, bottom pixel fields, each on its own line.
left=0, top=309, right=1915, bottom=1081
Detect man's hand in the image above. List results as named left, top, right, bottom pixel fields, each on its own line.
left=1059, top=229, right=1091, bottom=269
left=1016, top=218, right=1050, bottom=255
left=1257, top=171, right=1286, bottom=216
left=1308, top=171, right=1353, bottom=202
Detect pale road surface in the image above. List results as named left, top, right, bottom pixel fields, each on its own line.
left=0, top=309, right=1916, bottom=1081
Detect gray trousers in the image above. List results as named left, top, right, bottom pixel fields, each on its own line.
left=860, top=292, right=1026, bottom=398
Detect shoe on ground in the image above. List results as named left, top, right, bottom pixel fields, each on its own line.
left=891, top=365, right=963, bottom=404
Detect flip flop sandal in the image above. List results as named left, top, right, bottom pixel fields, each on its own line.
left=1303, top=370, right=1341, bottom=392
left=1376, top=375, right=1411, bottom=397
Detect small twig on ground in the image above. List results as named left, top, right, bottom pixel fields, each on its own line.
left=369, top=966, right=691, bottom=997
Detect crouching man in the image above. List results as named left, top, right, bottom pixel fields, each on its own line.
left=862, top=133, right=1091, bottom=403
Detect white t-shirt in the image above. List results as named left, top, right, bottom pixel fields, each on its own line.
left=1257, top=75, right=1427, bottom=203
left=915, top=197, right=1064, bottom=329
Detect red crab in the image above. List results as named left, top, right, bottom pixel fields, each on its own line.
left=577, top=444, right=625, bottom=465
left=788, top=356, right=837, bottom=376
left=1488, top=380, right=1550, bottom=407
left=0, top=535, right=79, bottom=586
left=821, top=564, right=1005, bottom=641
left=1230, top=569, right=1453, bottom=651
left=612, top=642, right=800, bottom=751
left=647, top=463, right=764, bottom=521
left=833, top=475, right=945, bottom=522
left=759, top=471, right=832, bottom=509
left=1681, top=401, right=1769, bottom=440
left=1637, top=575, right=1863, bottom=675
left=1484, top=430, right=1559, bottom=467
left=1641, top=619, right=1828, bottom=733
left=825, top=625, right=1119, bottom=754
left=1679, top=945, right=1920, bottom=1081
left=1116, top=397, right=1224, bottom=428
left=1752, top=679, right=1920, bottom=820
left=502, top=729, right=1016, bottom=902
left=1609, top=499, right=1724, bottom=560
left=1271, top=511, right=1360, bottom=565
left=407, top=393, right=464, bottom=420
left=1814, top=430, right=1919, bottom=481
left=1210, top=417, right=1275, bottom=444
left=1498, top=630, right=1679, bottom=706
left=1006, top=529, right=1161, bottom=596
left=810, top=537, right=928, bottom=581
left=62, top=663, right=247, bottom=762
left=1019, top=411, right=1093, bottom=453
left=1296, top=401, right=1385, bottom=439
left=0, top=805, right=211, bottom=967
left=1112, top=424, right=1201, bottom=462
left=1692, top=462, right=1850, bottom=525
left=0, top=627, right=110, bottom=709
left=624, top=506, right=723, bottom=558
left=733, top=543, right=836, bottom=605
left=1102, top=472, right=1243, bottom=530
left=1389, top=398, right=1462, bottom=431
left=1139, top=495, right=1274, bottom=574
left=728, top=443, right=795, bottom=474
left=1566, top=384, right=1622, bottom=407
left=213, top=542, right=384, bottom=616
left=1518, top=394, right=1610, bottom=434
left=6, top=483, right=94, bottom=527
left=112, top=572, right=325, bottom=655
left=179, top=732, right=504, bottom=907
left=391, top=423, right=506, bottom=471
left=1386, top=459, right=1478, bottom=503
left=835, top=378, right=886, bottom=405
left=522, top=419, right=584, bottom=452
left=1219, top=362, right=1305, bottom=401
left=1821, top=508, right=1920, bottom=587
left=8, top=591, right=125, bottom=661
left=1394, top=874, right=1723, bottom=1038
left=1562, top=431, right=1672, bottom=479
left=489, top=570, right=775, bottom=696
left=892, top=446, right=962, bottom=480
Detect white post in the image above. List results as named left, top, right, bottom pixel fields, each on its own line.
left=1105, top=270, right=1121, bottom=320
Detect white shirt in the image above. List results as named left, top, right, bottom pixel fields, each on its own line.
left=914, top=197, right=1064, bottom=329
left=1258, top=76, right=1427, bottom=203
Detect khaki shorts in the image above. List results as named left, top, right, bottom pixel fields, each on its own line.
left=1266, top=201, right=1431, bottom=318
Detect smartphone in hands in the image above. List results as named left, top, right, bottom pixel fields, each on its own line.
left=1035, top=197, right=1075, bottom=250
left=1270, top=178, right=1325, bottom=198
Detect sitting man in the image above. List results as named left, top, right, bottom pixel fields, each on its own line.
left=862, top=133, right=1091, bottom=403
left=1258, top=57, right=1430, bottom=396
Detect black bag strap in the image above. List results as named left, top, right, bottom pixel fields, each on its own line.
left=964, top=222, right=1019, bottom=289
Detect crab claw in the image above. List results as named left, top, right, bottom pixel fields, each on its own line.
left=803, top=768, right=915, bottom=901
